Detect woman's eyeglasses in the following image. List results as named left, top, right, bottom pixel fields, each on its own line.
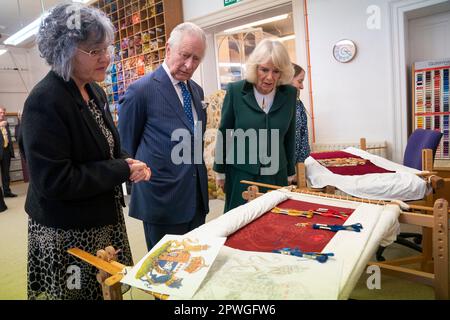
left=77, top=45, right=115, bottom=58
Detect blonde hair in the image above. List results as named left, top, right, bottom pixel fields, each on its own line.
left=245, top=39, right=294, bottom=86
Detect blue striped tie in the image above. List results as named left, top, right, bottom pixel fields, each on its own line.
left=178, top=82, right=194, bottom=130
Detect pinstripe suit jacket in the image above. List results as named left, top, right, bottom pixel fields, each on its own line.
left=118, top=66, right=209, bottom=224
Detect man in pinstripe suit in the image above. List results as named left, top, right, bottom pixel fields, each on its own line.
left=119, top=22, right=209, bottom=250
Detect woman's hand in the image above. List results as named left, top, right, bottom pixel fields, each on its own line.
left=126, top=158, right=151, bottom=183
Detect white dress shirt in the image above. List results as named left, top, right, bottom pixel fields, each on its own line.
left=253, top=86, right=276, bottom=114
left=162, top=62, right=198, bottom=125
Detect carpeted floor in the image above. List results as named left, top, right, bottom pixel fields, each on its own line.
left=0, top=182, right=435, bottom=300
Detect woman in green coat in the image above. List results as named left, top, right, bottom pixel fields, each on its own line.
left=214, top=39, right=297, bottom=212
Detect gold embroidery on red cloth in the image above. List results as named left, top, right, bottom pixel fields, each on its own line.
left=317, top=157, right=367, bottom=167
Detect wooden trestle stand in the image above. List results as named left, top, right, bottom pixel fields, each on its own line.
left=67, top=154, right=449, bottom=300
left=296, top=142, right=446, bottom=278
left=300, top=140, right=444, bottom=195
left=241, top=180, right=449, bottom=300
left=68, top=180, right=448, bottom=300
left=67, top=247, right=168, bottom=300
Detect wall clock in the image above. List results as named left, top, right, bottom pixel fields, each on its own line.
left=333, top=39, right=357, bottom=63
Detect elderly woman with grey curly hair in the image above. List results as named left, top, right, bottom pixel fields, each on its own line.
left=19, top=3, right=151, bottom=300
left=213, top=39, right=297, bottom=212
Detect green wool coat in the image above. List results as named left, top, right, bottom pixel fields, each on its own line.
left=213, top=80, right=297, bottom=212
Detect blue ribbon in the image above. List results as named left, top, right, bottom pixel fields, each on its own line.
left=312, top=223, right=363, bottom=232
left=273, top=247, right=334, bottom=263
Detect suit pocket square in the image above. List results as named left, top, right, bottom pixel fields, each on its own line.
left=201, top=101, right=209, bottom=110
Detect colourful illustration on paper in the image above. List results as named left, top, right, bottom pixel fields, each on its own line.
left=135, top=239, right=210, bottom=288
left=121, top=235, right=226, bottom=298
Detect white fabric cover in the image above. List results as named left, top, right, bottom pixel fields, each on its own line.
left=305, top=147, right=428, bottom=201
left=184, top=190, right=400, bottom=300
left=185, top=190, right=289, bottom=239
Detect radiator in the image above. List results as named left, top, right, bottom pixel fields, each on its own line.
left=312, top=141, right=388, bottom=158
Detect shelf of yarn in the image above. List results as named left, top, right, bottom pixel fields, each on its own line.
left=94, top=0, right=182, bottom=124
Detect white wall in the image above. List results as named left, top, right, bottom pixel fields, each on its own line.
left=0, top=48, right=30, bottom=112
left=27, top=45, right=51, bottom=87
left=186, top=0, right=399, bottom=157
left=186, top=0, right=448, bottom=161
left=287, top=0, right=449, bottom=162
left=306, top=0, right=394, bottom=151
left=0, top=46, right=49, bottom=113
left=182, top=0, right=224, bottom=21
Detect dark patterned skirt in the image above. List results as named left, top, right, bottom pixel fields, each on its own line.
left=27, top=200, right=133, bottom=300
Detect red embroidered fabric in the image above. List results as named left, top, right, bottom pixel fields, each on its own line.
left=225, top=199, right=355, bottom=253
left=310, top=151, right=394, bottom=175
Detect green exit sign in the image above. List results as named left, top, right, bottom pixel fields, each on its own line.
left=224, top=0, right=241, bottom=7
